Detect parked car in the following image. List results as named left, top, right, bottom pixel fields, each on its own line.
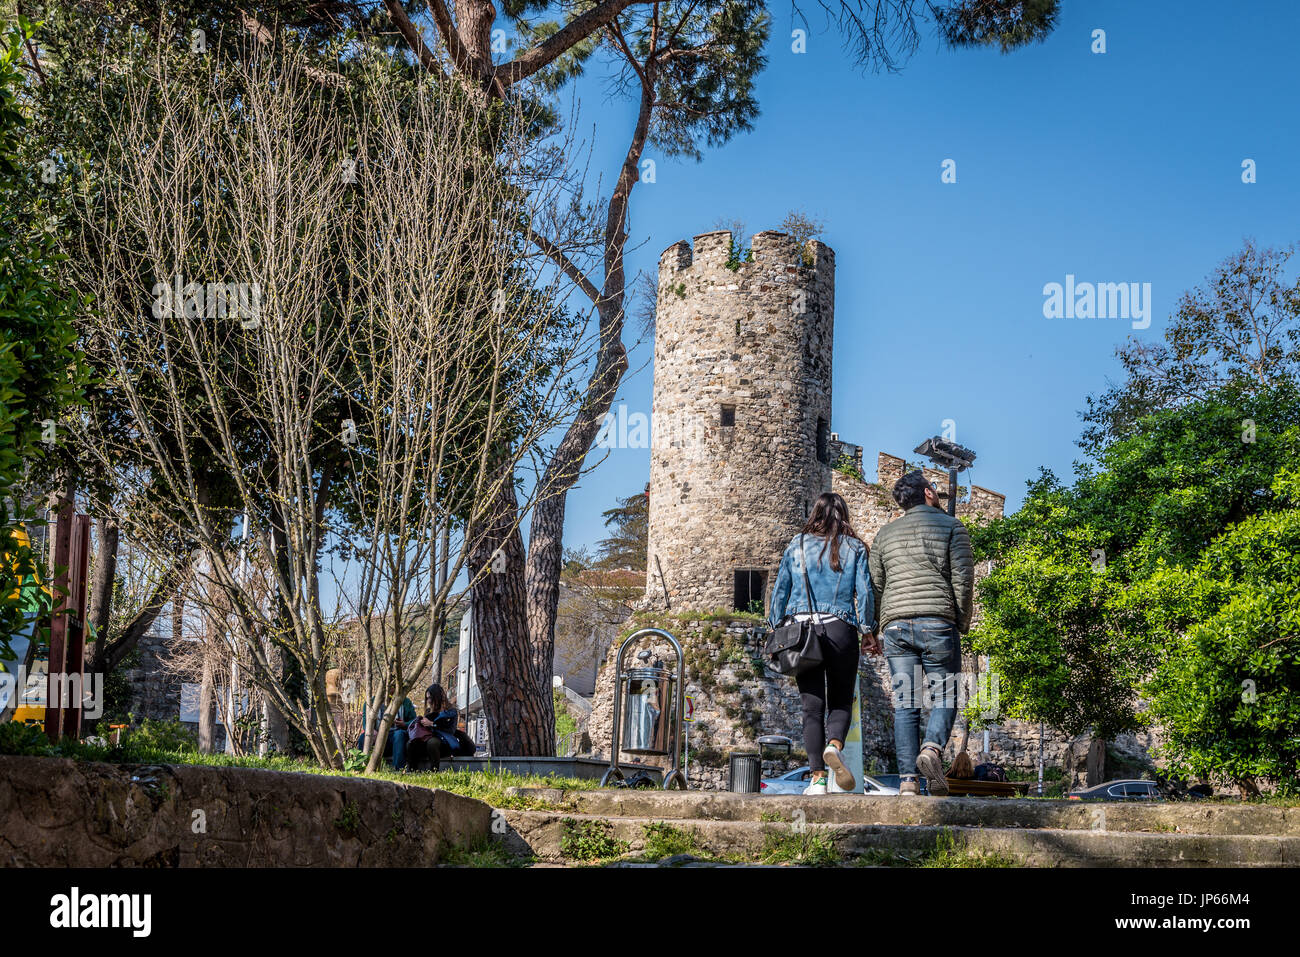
left=1068, top=779, right=1163, bottom=801
left=1153, top=773, right=1213, bottom=801
left=759, top=766, right=923, bottom=795
left=869, top=773, right=930, bottom=795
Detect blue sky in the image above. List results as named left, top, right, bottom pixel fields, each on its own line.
left=544, top=0, right=1300, bottom=555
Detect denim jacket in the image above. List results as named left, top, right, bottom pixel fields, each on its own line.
left=768, top=533, right=876, bottom=632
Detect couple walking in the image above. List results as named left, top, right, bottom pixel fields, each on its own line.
left=768, top=471, right=974, bottom=796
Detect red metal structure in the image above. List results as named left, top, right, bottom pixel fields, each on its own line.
left=45, top=500, right=92, bottom=742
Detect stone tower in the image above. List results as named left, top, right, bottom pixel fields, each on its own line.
left=645, top=228, right=835, bottom=612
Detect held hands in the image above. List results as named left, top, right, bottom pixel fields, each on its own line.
left=860, top=631, right=883, bottom=657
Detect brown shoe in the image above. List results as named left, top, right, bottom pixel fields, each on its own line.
left=916, top=746, right=949, bottom=795
left=899, top=777, right=920, bottom=795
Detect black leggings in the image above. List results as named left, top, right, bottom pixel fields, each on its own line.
left=794, top=618, right=860, bottom=771
left=406, top=735, right=450, bottom=770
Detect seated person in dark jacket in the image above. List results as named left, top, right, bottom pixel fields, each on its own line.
left=406, top=683, right=475, bottom=770
left=354, top=696, right=417, bottom=770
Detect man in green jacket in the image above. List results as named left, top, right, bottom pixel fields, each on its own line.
left=356, top=696, right=417, bottom=770
left=869, top=471, right=974, bottom=795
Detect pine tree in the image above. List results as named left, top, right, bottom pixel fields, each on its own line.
left=596, top=485, right=648, bottom=570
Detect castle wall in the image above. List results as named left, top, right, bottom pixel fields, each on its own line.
left=645, top=230, right=834, bottom=612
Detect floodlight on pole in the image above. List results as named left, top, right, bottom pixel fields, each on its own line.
left=912, top=437, right=978, bottom=517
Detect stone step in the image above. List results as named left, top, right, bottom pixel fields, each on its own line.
left=500, top=809, right=1300, bottom=867
left=505, top=788, right=1299, bottom=836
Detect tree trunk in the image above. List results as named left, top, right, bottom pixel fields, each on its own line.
left=470, top=479, right=554, bottom=755
left=455, top=0, right=496, bottom=73
left=198, top=652, right=216, bottom=753
left=87, top=516, right=118, bottom=646
left=90, top=555, right=191, bottom=676
left=521, top=66, right=652, bottom=684
left=263, top=640, right=290, bottom=753
left=432, top=524, right=450, bottom=686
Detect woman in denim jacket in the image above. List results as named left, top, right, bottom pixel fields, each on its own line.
left=769, top=491, right=879, bottom=794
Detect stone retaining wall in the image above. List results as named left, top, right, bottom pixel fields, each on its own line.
left=0, top=755, right=491, bottom=866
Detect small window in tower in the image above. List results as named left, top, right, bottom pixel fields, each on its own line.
left=733, top=569, right=767, bottom=614
left=816, top=417, right=829, bottom=464
left=721, top=404, right=736, bottom=427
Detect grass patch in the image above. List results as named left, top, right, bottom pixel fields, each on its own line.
left=629, top=607, right=765, bottom=626
left=560, top=818, right=629, bottom=862
left=639, top=821, right=703, bottom=861
left=918, top=830, right=1019, bottom=868
left=440, top=836, right=528, bottom=868
left=854, top=829, right=1019, bottom=868
left=755, top=828, right=841, bottom=866
left=0, top=739, right=596, bottom=810
left=333, top=800, right=360, bottom=836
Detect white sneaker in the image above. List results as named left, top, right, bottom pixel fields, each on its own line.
left=822, top=744, right=856, bottom=791
left=803, top=780, right=828, bottom=795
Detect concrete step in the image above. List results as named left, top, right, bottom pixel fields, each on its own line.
left=500, top=808, right=1300, bottom=868
left=504, top=788, right=1298, bottom=837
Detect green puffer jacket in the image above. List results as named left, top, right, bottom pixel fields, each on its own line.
left=868, top=504, right=975, bottom=635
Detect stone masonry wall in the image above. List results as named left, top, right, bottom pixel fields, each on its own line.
left=645, top=229, right=834, bottom=611
left=0, top=754, right=491, bottom=866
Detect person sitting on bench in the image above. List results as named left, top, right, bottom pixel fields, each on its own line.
left=354, top=696, right=417, bottom=770
left=406, top=683, right=475, bottom=770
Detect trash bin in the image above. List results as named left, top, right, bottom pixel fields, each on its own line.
left=620, top=664, right=675, bottom=755
left=728, top=751, right=762, bottom=793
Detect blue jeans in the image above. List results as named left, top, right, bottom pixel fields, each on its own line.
left=389, top=729, right=408, bottom=770
left=883, top=617, right=961, bottom=776
left=354, top=728, right=409, bottom=770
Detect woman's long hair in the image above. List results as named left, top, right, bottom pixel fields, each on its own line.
left=800, top=491, right=861, bottom=572
left=425, top=683, right=448, bottom=715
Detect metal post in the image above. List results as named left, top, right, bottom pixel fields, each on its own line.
left=1037, top=722, right=1045, bottom=797
left=948, top=466, right=958, bottom=516
left=227, top=512, right=250, bottom=755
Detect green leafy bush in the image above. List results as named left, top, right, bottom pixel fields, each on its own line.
left=971, top=383, right=1300, bottom=792
left=0, top=18, right=90, bottom=661
left=0, top=720, right=49, bottom=755
left=121, top=717, right=198, bottom=755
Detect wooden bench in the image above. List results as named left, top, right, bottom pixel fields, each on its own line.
left=943, top=778, right=1030, bottom=798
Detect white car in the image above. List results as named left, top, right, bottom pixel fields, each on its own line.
left=759, top=765, right=903, bottom=795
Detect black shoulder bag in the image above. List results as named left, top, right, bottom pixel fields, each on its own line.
left=764, top=534, right=827, bottom=677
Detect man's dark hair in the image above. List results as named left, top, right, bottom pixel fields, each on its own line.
left=893, top=470, right=931, bottom=510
